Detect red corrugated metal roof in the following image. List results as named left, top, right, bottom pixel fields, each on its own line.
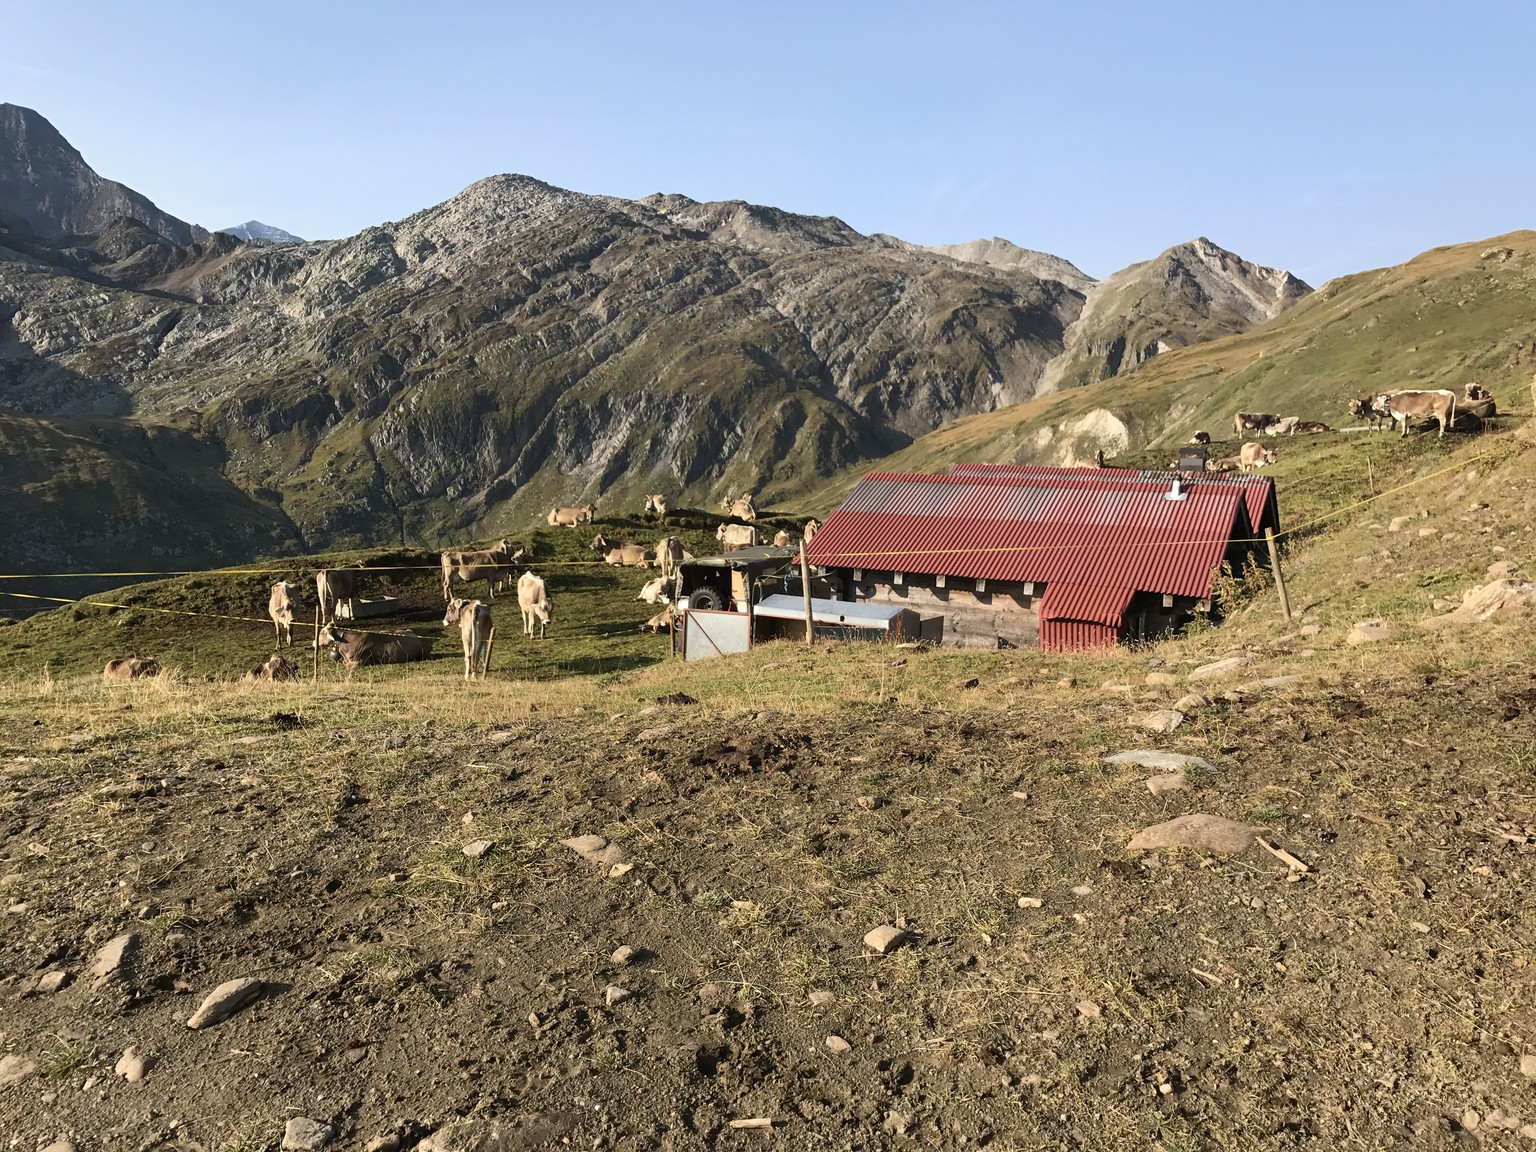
left=807, top=471, right=1253, bottom=601
left=948, top=462, right=1279, bottom=539
left=1039, top=618, right=1120, bottom=652
left=1039, top=583, right=1136, bottom=627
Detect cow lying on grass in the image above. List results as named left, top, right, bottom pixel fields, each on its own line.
left=315, top=626, right=433, bottom=668
left=104, top=656, right=160, bottom=681
left=244, top=654, right=301, bottom=683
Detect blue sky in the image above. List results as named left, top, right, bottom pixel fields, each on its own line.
left=8, top=0, right=1532, bottom=284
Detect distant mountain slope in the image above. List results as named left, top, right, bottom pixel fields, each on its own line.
left=806, top=231, right=1536, bottom=500
left=1036, top=237, right=1311, bottom=393
left=220, top=220, right=304, bottom=244
left=927, top=237, right=1097, bottom=294
left=0, top=104, right=206, bottom=245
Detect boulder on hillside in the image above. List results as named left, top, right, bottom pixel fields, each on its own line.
left=1423, top=579, right=1536, bottom=628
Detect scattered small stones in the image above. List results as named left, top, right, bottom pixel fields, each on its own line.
left=186, top=977, right=266, bottom=1029
left=1016, top=896, right=1044, bottom=909
left=1103, top=750, right=1214, bottom=773
left=1187, top=656, right=1251, bottom=682
left=281, top=1118, right=335, bottom=1151
left=0, top=1053, right=37, bottom=1087
left=856, top=794, right=885, bottom=810
left=1076, top=1000, right=1101, bottom=1020
left=1462, top=1109, right=1481, bottom=1132
left=1070, top=884, right=1093, bottom=897
left=115, top=1046, right=153, bottom=1082
left=1056, top=677, right=1074, bottom=688
left=808, top=990, right=836, bottom=1007
left=1135, top=710, right=1186, bottom=734
left=1298, top=623, right=1322, bottom=637
left=1409, top=921, right=1431, bottom=934
left=610, top=944, right=644, bottom=966
left=1146, top=774, right=1188, bottom=796
left=560, top=834, right=629, bottom=869
left=1388, top=515, right=1413, bottom=533
left=1346, top=619, right=1392, bottom=645
left=365, top=1135, right=402, bottom=1152
left=1521, top=1053, right=1536, bottom=1081
left=825, top=1034, right=852, bottom=1053
left=1126, top=814, right=1261, bottom=856
left=863, top=924, right=908, bottom=954
left=882, top=1112, right=912, bottom=1136
left=32, top=970, right=69, bottom=995
left=1173, top=693, right=1208, bottom=711
left=604, top=984, right=633, bottom=1007
left=461, top=840, right=494, bottom=859
left=89, top=932, right=139, bottom=989
left=1145, top=672, right=1178, bottom=687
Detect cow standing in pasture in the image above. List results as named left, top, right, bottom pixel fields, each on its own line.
left=1347, top=396, right=1393, bottom=431
left=315, top=626, right=433, bottom=668
left=267, top=581, right=299, bottom=646
left=804, top=519, right=820, bottom=545
left=1233, top=412, right=1277, bottom=435
left=1376, top=389, right=1456, bottom=437
left=517, top=572, right=553, bottom=639
left=773, top=529, right=791, bottom=546
left=656, top=536, right=684, bottom=581
left=441, top=539, right=520, bottom=602
left=443, top=597, right=495, bottom=681
left=316, top=568, right=365, bottom=624
left=643, top=493, right=670, bottom=518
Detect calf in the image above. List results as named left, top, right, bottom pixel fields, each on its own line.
left=1293, top=420, right=1331, bottom=433
left=244, top=653, right=300, bottom=683
left=316, top=626, right=433, bottom=668
left=517, top=571, right=553, bottom=639
left=1239, top=442, right=1276, bottom=471
left=443, top=597, right=494, bottom=681
left=267, top=581, right=299, bottom=646
left=1233, top=412, right=1277, bottom=435
left=1378, top=389, right=1456, bottom=437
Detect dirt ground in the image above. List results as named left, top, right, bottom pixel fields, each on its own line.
left=2, top=638, right=1535, bottom=1152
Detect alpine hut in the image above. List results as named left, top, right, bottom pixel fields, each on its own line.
left=805, top=465, right=1276, bottom=651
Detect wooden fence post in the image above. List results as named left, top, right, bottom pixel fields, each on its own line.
left=800, top=541, right=814, bottom=645
left=312, top=607, right=320, bottom=683
left=1265, top=528, right=1292, bottom=622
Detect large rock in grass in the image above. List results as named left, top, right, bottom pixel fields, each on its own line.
left=1127, top=814, right=1260, bottom=856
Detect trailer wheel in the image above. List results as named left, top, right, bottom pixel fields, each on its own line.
left=687, top=587, right=724, bottom=611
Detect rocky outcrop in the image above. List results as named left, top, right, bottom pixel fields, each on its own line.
left=926, top=237, right=1097, bottom=294
left=1036, top=237, right=1311, bottom=393
left=0, top=104, right=206, bottom=245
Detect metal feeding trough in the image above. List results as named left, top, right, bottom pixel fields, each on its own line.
left=336, top=596, right=401, bottom=621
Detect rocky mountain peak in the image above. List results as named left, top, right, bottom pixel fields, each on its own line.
left=926, top=236, right=1098, bottom=294
left=220, top=220, right=304, bottom=244
left=0, top=103, right=206, bottom=246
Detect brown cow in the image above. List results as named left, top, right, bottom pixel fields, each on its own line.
left=1376, top=389, right=1455, bottom=437
left=641, top=604, right=677, bottom=634
left=1233, top=412, right=1277, bottom=435
left=716, top=523, right=759, bottom=551
left=103, top=656, right=160, bottom=681
left=316, top=568, right=365, bottom=624
left=643, top=493, right=670, bottom=518
left=656, top=536, right=684, bottom=581
left=244, top=654, right=301, bottom=683
left=267, top=581, right=299, bottom=646
left=442, top=598, right=494, bottom=681
left=441, top=539, right=520, bottom=602
left=1265, top=416, right=1301, bottom=436
left=1347, top=396, right=1392, bottom=431
left=316, top=626, right=433, bottom=668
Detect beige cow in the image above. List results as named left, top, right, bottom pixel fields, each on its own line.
left=441, top=539, right=520, bottom=602
left=316, top=567, right=365, bottom=624
left=641, top=604, right=677, bottom=634
left=517, top=572, right=553, bottom=639
left=804, top=519, right=820, bottom=545
left=772, top=529, right=791, bottom=546
left=103, top=656, right=161, bottom=681
left=717, top=523, right=759, bottom=551
left=1376, top=389, right=1456, bottom=437
left=643, top=493, right=670, bottom=518
left=244, top=653, right=301, bottom=683
left=547, top=504, right=596, bottom=527
left=267, top=580, right=298, bottom=646
left=656, top=536, right=684, bottom=581
left=636, top=576, right=670, bottom=604
left=442, top=597, right=494, bottom=681
left=1239, top=442, right=1276, bottom=471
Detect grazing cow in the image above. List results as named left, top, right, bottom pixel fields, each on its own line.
left=547, top=504, right=596, bottom=527
left=643, top=493, right=670, bottom=518
left=1239, top=442, right=1276, bottom=471
left=636, top=576, right=670, bottom=604
left=602, top=543, right=654, bottom=568
left=244, top=653, right=300, bottom=683
left=1190, top=431, right=1212, bottom=446
left=656, top=536, right=684, bottom=581
left=1233, top=412, right=1277, bottom=435
left=1377, top=389, right=1456, bottom=437
left=717, top=523, right=759, bottom=551
left=772, top=529, right=791, bottom=546
left=803, top=519, right=820, bottom=545
left=517, top=572, right=553, bottom=639
left=267, top=581, right=298, bottom=646
left=641, top=604, right=677, bottom=634
left=104, top=656, right=160, bottom=681
left=315, top=626, right=433, bottom=667
left=441, top=539, right=520, bottom=602
left=442, top=597, right=494, bottom=681
left=316, top=567, right=364, bottom=624
left=1265, top=416, right=1302, bottom=436
left=1347, top=396, right=1393, bottom=431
